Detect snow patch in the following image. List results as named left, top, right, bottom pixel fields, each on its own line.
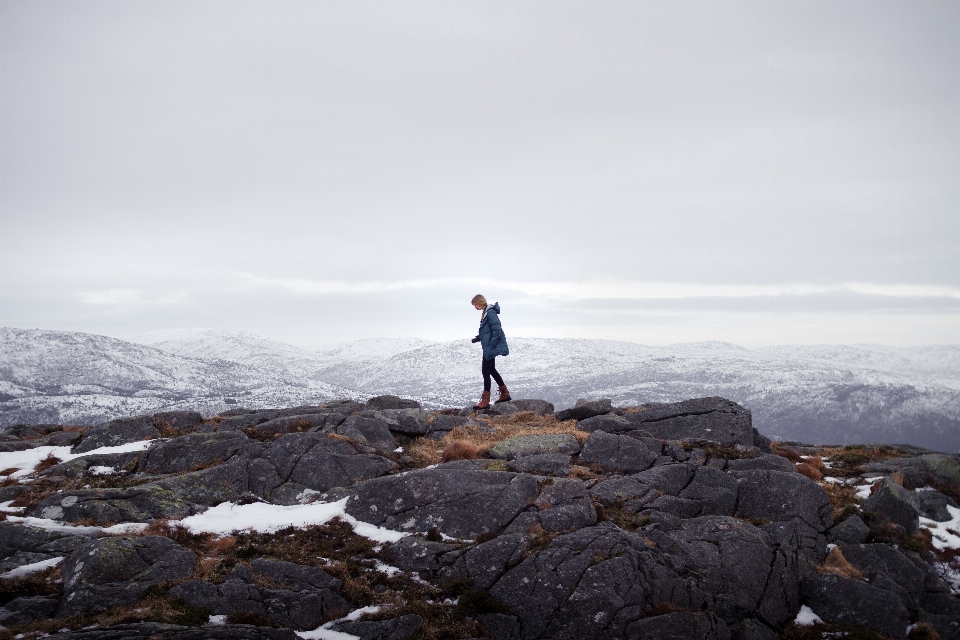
left=0, top=440, right=155, bottom=479
left=208, top=615, right=227, bottom=625
left=920, top=505, right=960, bottom=550
left=794, top=605, right=823, bottom=626
left=0, top=556, right=63, bottom=579
left=295, top=605, right=382, bottom=640
left=179, top=499, right=408, bottom=543
left=88, top=466, right=116, bottom=475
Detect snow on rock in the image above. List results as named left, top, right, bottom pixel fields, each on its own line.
left=296, top=605, right=382, bottom=640
left=5, top=516, right=147, bottom=536
left=921, top=505, right=960, bottom=550
left=794, top=604, right=824, bottom=626
left=0, top=439, right=155, bottom=479
left=179, top=499, right=408, bottom=543
left=0, top=556, right=63, bottom=579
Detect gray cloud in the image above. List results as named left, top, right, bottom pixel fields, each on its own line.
left=1, top=0, right=958, bottom=347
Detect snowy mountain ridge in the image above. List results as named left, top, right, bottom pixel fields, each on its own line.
left=2, top=327, right=960, bottom=451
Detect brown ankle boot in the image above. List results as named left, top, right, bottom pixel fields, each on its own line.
left=474, top=391, right=491, bottom=410
left=495, top=385, right=512, bottom=404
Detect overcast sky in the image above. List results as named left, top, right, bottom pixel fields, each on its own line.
left=1, top=0, right=958, bottom=349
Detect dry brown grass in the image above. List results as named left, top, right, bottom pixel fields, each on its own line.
left=440, top=440, right=485, bottom=462
left=406, top=413, right=585, bottom=468
left=34, top=454, right=62, bottom=474
left=817, top=546, right=863, bottom=580
left=773, top=445, right=803, bottom=463
left=890, top=469, right=905, bottom=486
left=821, top=481, right=862, bottom=522
left=796, top=462, right=823, bottom=482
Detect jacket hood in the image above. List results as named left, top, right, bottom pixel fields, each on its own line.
left=488, top=302, right=500, bottom=314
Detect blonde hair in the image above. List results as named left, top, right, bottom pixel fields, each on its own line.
left=471, top=294, right=487, bottom=308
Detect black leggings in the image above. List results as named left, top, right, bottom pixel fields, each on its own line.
left=482, top=357, right=505, bottom=392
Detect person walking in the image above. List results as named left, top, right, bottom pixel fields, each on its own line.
left=470, top=294, right=511, bottom=409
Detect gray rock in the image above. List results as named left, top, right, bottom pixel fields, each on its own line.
left=531, top=479, right=598, bottom=534
left=576, top=413, right=634, bottom=433
left=58, top=536, right=196, bottom=617
left=508, top=453, right=570, bottom=476
left=139, top=431, right=250, bottom=474
left=336, top=415, right=398, bottom=452
left=152, top=411, right=204, bottom=432
left=39, top=622, right=296, bottom=639
left=800, top=573, right=910, bottom=639
left=336, top=468, right=539, bottom=538
left=725, top=455, right=795, bottom=473
left=365, top=395, right=420, bottom=411
left=30, top=485, right=194, bottom=524
left=43, top=450, right=142, bottom=477
left=510, top=399, right=555, bottom=415
left=880, top=454, right=960, bottom=487
left=862, top=478, right=920, bottom=533
left=0, top=595, right=59, bottom=625
left=732, top=469, right=833, bottom=531
left=633, top=463, right=697, bottom=496
left=917, top=489, right=955, bottom=522
left=334, top=614, right=423, bottom=640
left=216, top=410, right=285, bottom=431
left=74, top=416, right=159, bottom=453
left=578, top=430, right=658, bottom=474
left=488, top=434, right=581, bottom=460
left=428, top=414, right=476, bottom=436
left=752, top=429, right=773, bottom=454
left=0, top=522, right=91, bottom=559
left=827, top=515, right=870, bottom=544
left=246, top=413, right=345, bottom=437
left=625, top=612, right=731, bottom=640
left=170, top=578, right=264, bottom=617
left=730, top=619, right=779, bottom=640
left=485, top=401, right=522, bottom=416
left=674, top=465, right=739, bottom=517
left=156, top=456, right=251, bottom=506
left=384, top=537, right=455, bottom=573
left=622, top=397, right=753, bottom=447
left=837, top=542, right=940, bottom=613
left=443, top=533, right=531, bottom=590
left=389, top=409, right=429, bottom=436
left=555, top=398, right=613, bottom=422
left=262, top=434, right=396, bottom=500
left=250, top=558, right=341, bottom=591
left=589, top=476, right=656, bottom=506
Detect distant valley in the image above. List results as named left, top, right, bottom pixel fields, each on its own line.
left=1, top=327, right=959, bottom=452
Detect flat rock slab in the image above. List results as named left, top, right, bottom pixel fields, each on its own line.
left=625, top=612, right=731, bottom=640
left=510, top=399, right=555, bottom=415
left=139, top=431, right=251, bottom=474
left=365, top=395, right=420, bottom=410
left=334, top=468, right=539, bottom=539
left=731, top=469, right=833, bottom=531
left=333, top=614, right=423, bottom=640
left=74, top=416, right=159, bottom=453
left=488, top=434, right=581, bottom=460
left=335, top=415, right=398, bottom=452
left=621, top=397, right=753, bottom=447
left=58, top=536, right=196, bottom=617
left=578, top=430, right=658, bottom=474
left=801, top=574, right=910, bottom=639
left=554, top=399, right=613, bottom=422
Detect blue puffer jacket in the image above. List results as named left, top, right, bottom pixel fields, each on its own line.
left=476, top=302, right=510, bottom=360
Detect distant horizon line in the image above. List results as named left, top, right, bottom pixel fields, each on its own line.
left=2, top=325, right=958, bottom=352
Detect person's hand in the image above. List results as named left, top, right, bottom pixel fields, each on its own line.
left=471, top=337, right=480, bottom=343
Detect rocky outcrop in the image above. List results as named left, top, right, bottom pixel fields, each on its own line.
left=1, top=396, right=958, bottom=639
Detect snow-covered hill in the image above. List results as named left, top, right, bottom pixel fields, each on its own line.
left=2, top=327, right=959, bottom=452
left=0, top=328, right=355, bottom=426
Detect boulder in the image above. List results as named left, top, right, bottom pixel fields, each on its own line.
left=622, top=397, right=753, bottom=447
left=384, top=537, right=456, bottom=573
left=510, top=399, right=555, bottom=415
left=427, top=414, right=480, bottom=438
left=244, top=413, right=344, bottom=438
left=139, top=431, right=251, bottom=474
left=43, top=450, right=142, bottom=477
left=74, top=416, right=159, bottom=453
left=365, top=395, right=420, bottom=411
left=624, top=612, right=731, bottom=640
left=443, top=533, right=532, bottom=590
left=731, top=469, right=833, bottom=531
left=508, top=452, right=571, bottom=476
left=58, top=536, right=197, bottom=617
left=578, top=430, right=658, bottom=474
left=488, top=434, right=581, bottom=460
left=532, top=478, right=597, bottom=533
left=862, top=478, right=920, bottom=533
left=827, top=515, right=870, bottom=544
left=335, top=415, right=398, bottom=452
left=385, top=409, right=429, bottom=436
left=152, top=411, right=204, bottom=432
left=800, top=574, right=910, bottom=639
left=31, top=485, right=194, bottom=524
left=725, top=455, right=795, bottom=473
left=333, top=614, right=423, bottom=640
left=916, top=489, right=955, bottom=522
left=554, top=399, right=613, bottom=422
left=0, top=596, right=59, bottom=625
left=334, top=468, right=539, bottom=538
left=576, top=413, right=635, bottom=434
left=730, top=619, right=779, bottom=640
